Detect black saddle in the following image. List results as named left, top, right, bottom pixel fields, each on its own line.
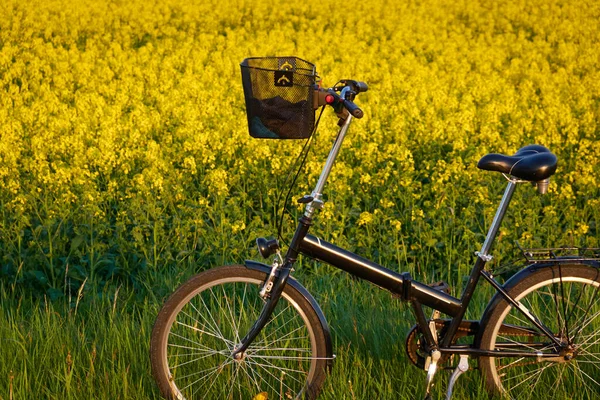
left=477, top=144, right=558, bottom=181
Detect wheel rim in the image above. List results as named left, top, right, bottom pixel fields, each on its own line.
left=488, top=275, right=600, bottom=399
left=160, top=275, right=319, bottom=400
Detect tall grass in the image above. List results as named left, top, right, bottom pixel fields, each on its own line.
left=1, top=270, right=497, bottom=400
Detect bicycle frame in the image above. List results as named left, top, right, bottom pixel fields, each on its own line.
left=233, top=110, right=563, bottom=361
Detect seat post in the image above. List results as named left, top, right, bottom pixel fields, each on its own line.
left=478, top=180, right=518, bottom=260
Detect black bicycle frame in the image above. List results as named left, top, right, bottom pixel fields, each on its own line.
left=233, top=106, right=564, bottom=360
left=298, top=234, right=462, bottom=317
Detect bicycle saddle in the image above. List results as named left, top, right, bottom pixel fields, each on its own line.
left=477, top=144, right=558, bottom=181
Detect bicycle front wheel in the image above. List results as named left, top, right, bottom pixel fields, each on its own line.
left=150, top=265, right=328, bottom=400
left=479, top=264, right=600, bottom=399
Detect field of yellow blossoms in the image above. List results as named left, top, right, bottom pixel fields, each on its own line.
left=0, top=0, right=599, bottom=398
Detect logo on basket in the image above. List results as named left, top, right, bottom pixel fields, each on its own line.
left=279, top=61, right=294, bottom=70
left=274, top=71, right=293, bottom=87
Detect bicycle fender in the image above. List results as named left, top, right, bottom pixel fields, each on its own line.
left=244, top=260, right=334, bottom=369
left=475, top=260, right=600, bottom=347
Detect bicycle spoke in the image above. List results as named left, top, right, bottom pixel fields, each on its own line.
left=203, top=288, right=230, bottom=337
left=550, top=281, right=565, bottom=339
left=251, top=323, right=306, bottom=350
left=254, top=304, right=299, bottom=344
left=236, top=282, right=250, bottom=341
left=178, top=358, right=232, bottom=388
left=222, top=282, right=241, bottom=344
left=576, top=348, right=600, bottom=363
left=578, top=332, right=600, bottom=349
left=169, top=331, right=226, bottom=353
left=209, top=285, right=234, bottom=337
left=249, top=337, right=311, bottom=352
left=570, top=361, right=600, bottom=394
left=246, top=358, right=306, bottom=385
left=168, top=342, right=226, bottom=353
left=241, top=360, right=262, bottom=393
left=564, top=281, right=583, bottom=341
left=193, top=294, right=230, bottom=347
left=576, top=360, right=600, bottom=366
left=224, top=361, right=241, bottom=400
left=572, top=308, right=600, bottom=344
left=247, top=358, right=297, bottom=395
left=530, top=361, right=547, bottom=393
left=170, top=349, right=227, bottom=358
left=249, top=347, right=311, bottom=354
left=501, top=363, right=546, bottom=388
left=571, top=273, right=600, bottom=344
left=179, top=308, right=224, bottom=340
left=177, top=314, right=219, bottom=341
left=192, top=359, right=231, bottom=399
left=555, top=362, right=567, bottom=391
left=170, top=351, right=227, bottom=369
left=247, top=361, right=282, bottom=396
left=176, top=319, right=233, bottom=345
left=505, top=308, right=550, bottom=337
left=557, top=267, right=572, bottom=340
left=496, top=356, right=525, bottom=372
left=251, top=354, right=330, bottom=361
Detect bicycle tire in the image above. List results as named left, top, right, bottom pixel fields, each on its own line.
left=478, top=264, right=600, bottom=399
left=150, top=265, right=328, bottom=399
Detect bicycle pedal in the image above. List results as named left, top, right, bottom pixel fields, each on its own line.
left=429, top=280, right=450, bottom=294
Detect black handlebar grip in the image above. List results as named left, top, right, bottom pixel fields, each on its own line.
left=343, top=99, right=364, bottom=119
left=356, top=81, right=369, bottom=93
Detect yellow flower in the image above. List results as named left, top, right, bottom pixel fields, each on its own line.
left=380, top=198, right=394, bottom=209
left=231, top=221, right=246, bottom=234
left=357, top=211, right=373, bottom=226
left=204, top=169, right=230, bottom=197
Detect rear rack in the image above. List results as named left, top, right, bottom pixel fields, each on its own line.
left=517, top=242, right=600, bottom=264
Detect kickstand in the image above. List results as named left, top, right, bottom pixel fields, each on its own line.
left=445, top=355, right=469, bottom=400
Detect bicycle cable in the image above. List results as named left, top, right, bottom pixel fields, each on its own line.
left=275, top=105, right=326, bottom=246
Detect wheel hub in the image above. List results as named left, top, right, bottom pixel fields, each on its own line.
left=232, top=345, right=247, bottom=362
left=560, top=345, right=577, bottom=362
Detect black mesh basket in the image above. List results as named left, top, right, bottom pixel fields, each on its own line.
left=240, top=57, right=318, bottom=139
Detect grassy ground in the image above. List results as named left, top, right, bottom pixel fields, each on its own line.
left=1, top=269, right=496, bottom=400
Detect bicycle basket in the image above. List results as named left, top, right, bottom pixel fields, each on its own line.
left=240, top=57, right=318, bottom=139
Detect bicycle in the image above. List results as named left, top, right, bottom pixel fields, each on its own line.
left=149, top=57, right=600, bottom=399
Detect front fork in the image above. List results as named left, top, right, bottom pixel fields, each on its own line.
left=231, top=265, right=293, bottom=358
left=231, top=216, right=313, bottom=358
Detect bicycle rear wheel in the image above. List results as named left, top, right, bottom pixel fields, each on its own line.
left=478, top=264, right=600, bottom=399
left=150, top=265, right=328, bottom=399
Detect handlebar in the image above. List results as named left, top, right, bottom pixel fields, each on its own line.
left=342, top=80, right=368, bottom=93
left=323, top=89, right=364, bottom=118
left=314, top=80, right=368, bottom=119
left=341, top=97, right=364, bottom=119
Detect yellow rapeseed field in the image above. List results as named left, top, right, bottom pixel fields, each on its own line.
left=0, top=0, right=599, bottom=292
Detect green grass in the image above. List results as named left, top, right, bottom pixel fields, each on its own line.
left=0, top=266, right=512, bottom=400
left=0, top=283, right=157, bottom=399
